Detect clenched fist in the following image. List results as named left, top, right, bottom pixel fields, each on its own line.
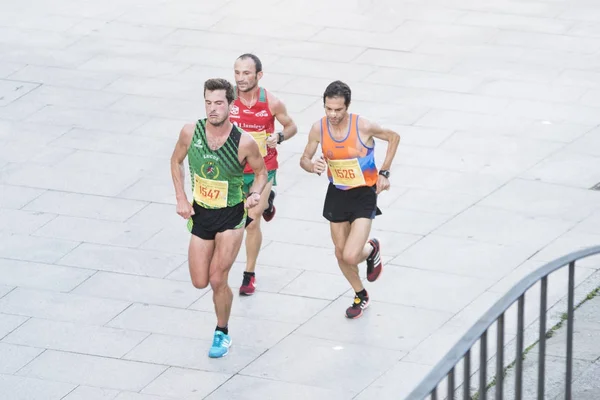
left=313, top=156, right=327, bottom=175
left=177, top=198, right=195, bottom=219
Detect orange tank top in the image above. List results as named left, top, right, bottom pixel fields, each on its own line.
left=320, top=114, right=378, bottom=190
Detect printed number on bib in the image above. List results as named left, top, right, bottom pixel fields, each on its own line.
left=249, top=131, right=268, bottom=157
left=327, top=159, right=366, bottom=187
left=194, top=174, right=228, bottom=208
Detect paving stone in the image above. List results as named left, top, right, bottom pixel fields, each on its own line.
left=17, top=350, right=167, bottom=392
left=205, top=375, right=354, bottom=400
left=72, top=271, right=202, bottom=308
left=0, top=374, right=75, bottom=400
left=0, top=258, right=93, bottom=292
left=241, top=334, right=404, bottom=394
left=0, top=342, right=44, bottom=374
left=62, top=386, right=120, bottom=400
left=0, top=288, right=130, bottom=325
left=123, top=333, right=263, bottom=375
left=0, top=313, right=28, bottom=339
left=3, top=318, right=149, bottom=358
left=58, top=243, right=185, bottom=278
left=141, top=367, right=230, bottom=399
left=23, top=191, right=148, bottom=222
left=0, top=233, right=79, bottom=263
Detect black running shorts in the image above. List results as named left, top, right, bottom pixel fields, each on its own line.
left=189, top=201, right=252, bottom=240
left=322, top=182, right=382, bottom=223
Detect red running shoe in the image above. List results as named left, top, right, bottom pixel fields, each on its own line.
left=366, top=238, right=382, bottom=282
left=239, top=273, right=256, bottom=296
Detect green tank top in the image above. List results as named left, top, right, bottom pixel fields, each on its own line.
left=187, top=119, right=244, bottom=209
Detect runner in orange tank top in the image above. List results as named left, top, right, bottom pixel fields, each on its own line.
left=300, top=81, right=401, bottom=319
left=232, top=54, right=298, bottom=296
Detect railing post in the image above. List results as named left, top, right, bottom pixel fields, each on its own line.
left=480, top=330, right=488, bottom=400
left=538, top=276, right=548, bottom=400
left=464, top=350, right=471, bottom=400
left=515, top=295, right=525, bottom=400
left=448, top=367, right=455, bottom=399
left=565, top=261, right=575, bottom=400
left=496, top=313, right=504, bottom=400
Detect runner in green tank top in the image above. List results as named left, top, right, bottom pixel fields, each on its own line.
left=170, top=78, right=267, bottom=359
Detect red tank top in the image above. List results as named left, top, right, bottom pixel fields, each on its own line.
left=230, top=87, right=278, bottom=173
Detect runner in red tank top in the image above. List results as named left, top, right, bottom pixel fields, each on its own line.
left=231, top=54, right=298, bottom=296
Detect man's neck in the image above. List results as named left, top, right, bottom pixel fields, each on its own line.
left=206, top=120, right=232, bottom=137
left=329, top=116, right=350, bottom=137
left=237, top=86, right=259, bottom=104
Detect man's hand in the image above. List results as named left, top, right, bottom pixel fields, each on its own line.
left=266, top=134, right=278, bottom=148
left=176, top=198, right=195, bottom=219
left=313, top=156, right=327, bottom=175
left=245, top=192, right=261, bottom=209
left=375, top=175, right=390, bottom=194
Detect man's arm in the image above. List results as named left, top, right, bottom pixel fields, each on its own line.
left=239, top=132, right=268, bottom=208
left=361, top=118, right=401, bottom=193
left=367, top=121, right=400, bottom=172
left=170, top=124, right=194, bottom=218
left=299, top=122, right=326, bottom=174
left=268, top=94, right=297, bottom=146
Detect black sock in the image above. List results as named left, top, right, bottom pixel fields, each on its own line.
left=216, top=325, right=228, bottom=335
left=356, top=289, right=368, bottom=299
left=243, top=271, right=255, bottom=277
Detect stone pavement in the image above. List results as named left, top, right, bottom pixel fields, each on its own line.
left=1, top=0, right=600, bottom=399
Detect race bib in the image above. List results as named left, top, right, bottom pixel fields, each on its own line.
left=327, top=159, right=366, bottom=187
left=249, top=131, right=268, bottom=157
left=194, top=174, right=228, bottom=208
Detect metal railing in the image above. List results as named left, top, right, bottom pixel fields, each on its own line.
left=407, top=245, right=600, bottom=400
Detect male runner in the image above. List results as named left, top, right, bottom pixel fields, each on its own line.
left=170, top=78, right=267, bottom=357
left=299, top=80, right=400, bottom=319
left=231, top=53, right=297, bottom=296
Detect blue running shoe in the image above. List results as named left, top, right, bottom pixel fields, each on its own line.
left=208, top=331, right=232, bottom=358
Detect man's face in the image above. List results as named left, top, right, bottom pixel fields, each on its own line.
left=324, top=96, right=348, bottom=126
left=204, top=89, right=231, bottom=127
left=234, top=58, right=262, bottom=93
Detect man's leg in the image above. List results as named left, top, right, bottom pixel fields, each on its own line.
left=262, top=171, right=277, bottom=221
left=331, top=218, right=376, bottom=319
left=341, top=218, right=375, bottom=268
left=240, top=178, right=273, bottom=295
left=188, top=234, right=215, bottom=289
left=211, top=227, right=245, bottom=326
left=207, top=226, right=245, bottom=358
left=330, top=221, right=363, bottom=292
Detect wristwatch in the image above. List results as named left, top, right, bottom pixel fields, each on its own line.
left=379, top=170, right=390, bottom=179
left=277, top=131, right=284, bottom=144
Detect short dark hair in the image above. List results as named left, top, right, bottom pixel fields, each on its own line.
left=323, top=80, right=351, bottom=107
left=204, top=78, right=235, bottom=104
left=237, top=53, right=263, bottom=73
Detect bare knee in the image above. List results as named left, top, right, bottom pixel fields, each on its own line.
left=189, top=259, right=209, bottom=289
left=209, top=273, right=228, bottom=293
left=342, top=248, right=361, bottom=266
left=191, top=276, right=209, bottom=289
left=245, top=217, right=261, bottom=234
